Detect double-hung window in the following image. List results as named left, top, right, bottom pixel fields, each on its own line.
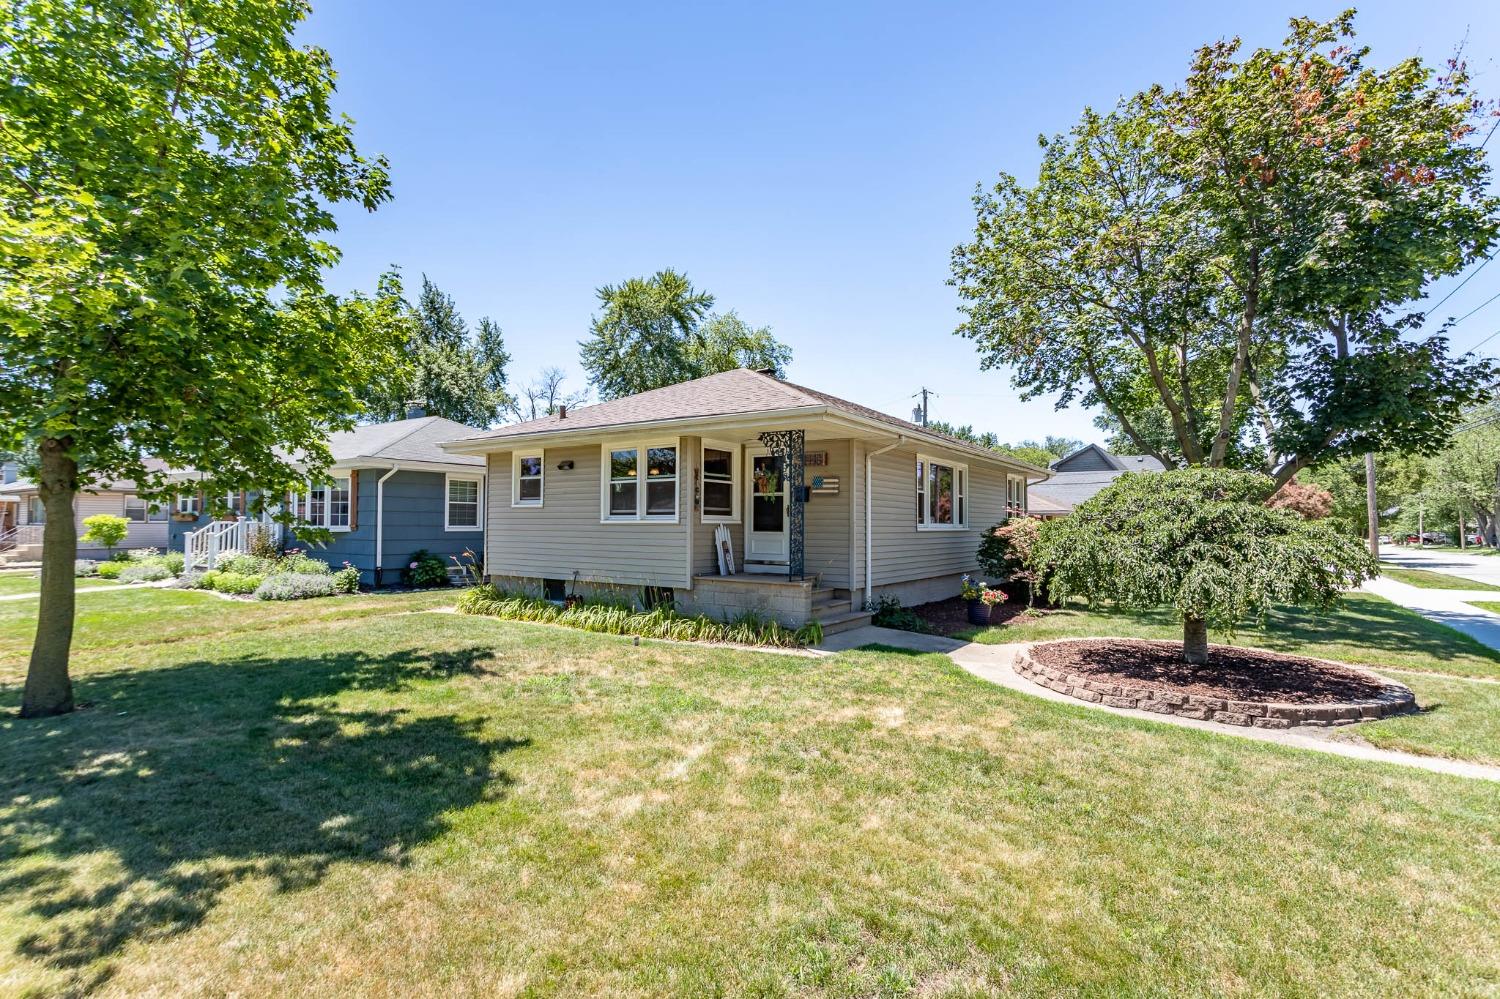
left=125, top=496, right=149, bottom=522
left=701, top=441, right=738, bottom=522
left=298, top=475, right=352, bottom=531
left=602, top=441, right=678, bottom=522
left=513, top=454, right=543, bottom=507
left=1007, top=476, right=1026, bottom=515
left=916, top=454, right=967, bottom=530
left=447, top=474, right=483, bottom=530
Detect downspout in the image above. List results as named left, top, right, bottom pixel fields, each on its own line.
left=375, top=464, right=400, bottom=587
left=864, top=435, right=906, bottom=609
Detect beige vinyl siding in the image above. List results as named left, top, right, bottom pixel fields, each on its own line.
left=69, top=491, right=169, bottom=550
left=803, top=440, right=852, bottom=588
left=485, top=443, right=691, bottom=589
left=868, top=446, right=1008, bottom=586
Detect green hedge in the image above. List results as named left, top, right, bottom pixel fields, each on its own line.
left=456, top=585, right=823, bottom=648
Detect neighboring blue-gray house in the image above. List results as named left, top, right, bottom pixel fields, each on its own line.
left=1026, top=443, right=1165, bottom=518
left=169, top=413, right=487, bottom=586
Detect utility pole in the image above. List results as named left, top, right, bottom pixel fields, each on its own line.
left=1418, top=499, right=1426, bottom=549
left=911, top=387, right=935, bottom=428
left=1364, top=453, right=1379, bottom=559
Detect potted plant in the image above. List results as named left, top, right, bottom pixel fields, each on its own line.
left=961, top=574, right=1007, bottom=626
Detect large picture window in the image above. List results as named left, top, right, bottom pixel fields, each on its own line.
left=916, top=454, right=967, bottom=530
left=447, top=475, right=482, bottom=530
left=513, top=453, right=543, bottom=507
left=701, top=442, right=738, bottom=522
left=602, top=441, right=679, bottom=522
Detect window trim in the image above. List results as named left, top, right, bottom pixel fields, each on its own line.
left=125, top=496, right=149, bottom=523
left=296, top=474, right=353, bottom=532
left=599, top=438, right=681, bottom=524
left=512, top=452, right=545, bottom=508
left=916, top=453, right=969, bottom=531
left=699, top=439, right=740, bottom=524
left=176, top=493, right=199, bottom=516
left=1006, top=475, right=1027, bottom=516
left=445, top=473, right=485, bottom=532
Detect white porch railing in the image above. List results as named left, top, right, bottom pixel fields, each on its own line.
left=0, top=523, right=43, bottom=552
left=184, top=518, right=282, bottom=571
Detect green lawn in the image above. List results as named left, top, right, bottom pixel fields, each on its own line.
left=0, top=573, right=120, bottom=597
left=1472, top=601, right=1500, bottom=615
left=1378, top=564, right=1500, bottom=591
left=1, top=589, right=1497, bottom=995
left=1354, top=669, right=1500, bottom=766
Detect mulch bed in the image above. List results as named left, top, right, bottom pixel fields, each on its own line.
left=1029, top=639, right=1393, bottom=704
left=912, top=596, right=1041, bottom=635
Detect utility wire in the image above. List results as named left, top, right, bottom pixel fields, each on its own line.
left=1481, top=115, right=1500, bottom=151
left=1427, top=255, right=1491, bottom=314
left=1452, top=287, right=1500, bottom=327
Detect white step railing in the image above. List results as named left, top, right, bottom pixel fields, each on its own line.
left=0, top=523, right=43, bottom=552
left=184, top=518, right=282, bottom=571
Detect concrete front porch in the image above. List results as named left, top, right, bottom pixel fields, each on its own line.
left=679, top=573, right=872, bottom=634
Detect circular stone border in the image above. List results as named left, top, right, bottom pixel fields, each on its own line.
left=1013, top=639, right=1417, bottom=729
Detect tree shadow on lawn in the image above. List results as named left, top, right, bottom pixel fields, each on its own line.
left=0, top=644, right=524, bottom=990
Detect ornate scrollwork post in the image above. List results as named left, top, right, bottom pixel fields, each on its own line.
left=757, top=429, right=805, bottom=579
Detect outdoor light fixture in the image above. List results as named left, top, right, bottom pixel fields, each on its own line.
left=557, top=460, right=575, bottom=471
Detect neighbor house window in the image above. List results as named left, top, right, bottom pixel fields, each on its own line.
left=447, top=474, right=482, bottom=530
left=602, top=441, right=679, bottom=522
left=125, top=496, right=148, bottom=522
left=701, top=441, right=738, bottom=522
left=916, top=454, right=967, bottom=530
left=298, top=475, right=352, bottom=531
left=176, top=493, right=199, bottom=516
left=26, top=496, right=45, bottom=524
left=1007, top=476, right=1026, bottom=514
left=513, top=454, right=543, bottom=507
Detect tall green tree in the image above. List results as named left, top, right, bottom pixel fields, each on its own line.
left=952, top=12, right=1498, bottom=484
left=0, top=0, right=397, bottom=717
left=579, top=270, right=793, bottom=399
left=361, top=275, right=513, bottom=426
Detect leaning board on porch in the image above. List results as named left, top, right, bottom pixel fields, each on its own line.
left=714, top=523, right=736, bottom=575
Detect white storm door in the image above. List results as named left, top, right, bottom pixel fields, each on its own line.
left=745, top=447, right=789, bottom=564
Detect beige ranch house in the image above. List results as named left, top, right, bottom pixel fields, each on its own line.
left=441, top=368, right=1043, bottom=634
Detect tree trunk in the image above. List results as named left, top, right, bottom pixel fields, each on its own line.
left=1182, top=616, right=1209, bottom=666
left=21, top=438, right=78, bottom=718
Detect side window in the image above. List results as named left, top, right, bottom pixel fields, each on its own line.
left=447, top=476, right=482, bottom=530
left=514, top=454, right=543, bottom=506
left=701, top=444, right=736, bottom=521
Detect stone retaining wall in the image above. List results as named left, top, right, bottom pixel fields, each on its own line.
left=1013, top=642, right=1416, bottom=729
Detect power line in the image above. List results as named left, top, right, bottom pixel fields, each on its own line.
left=1452, top=287, right=1500, bottom=327
left=1481, top=116, right=1500, bottom=151
left=1428, top=255, right=1491, bottom=314
left=1463, top=325, right=1500, bottom=357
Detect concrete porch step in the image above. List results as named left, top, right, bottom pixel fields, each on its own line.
left=814, top=608, right=874, bottom=636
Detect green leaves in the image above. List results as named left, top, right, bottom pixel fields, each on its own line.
left=1035, top=468, right=1379, bottom=636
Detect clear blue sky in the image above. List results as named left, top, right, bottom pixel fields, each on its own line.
left=303, top=0, right=1500, bottom=442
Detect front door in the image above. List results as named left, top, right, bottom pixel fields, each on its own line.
left=745, top=447, right=788, bottom=569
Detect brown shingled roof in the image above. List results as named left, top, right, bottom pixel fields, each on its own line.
left=443, top=368, right=1041, bottom=469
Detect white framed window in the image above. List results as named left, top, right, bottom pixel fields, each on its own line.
left=297, top=475, right=352, bottom=531
left=26, top=495, right=45, bottom=524
left=916, top=454, right=967, bottom=530
left=601, top=440, right=679, bottom=522
left=176, top=493, right=199, bottom=516
left=447, top=474, right=483, bottom=531
left=512, top=453, right=543, bottom=507
left=701, top=440, right=739, bottom=522
left=125, top=496, right=148, bottom=522
left=1007, top=476, right=1026, bottom=515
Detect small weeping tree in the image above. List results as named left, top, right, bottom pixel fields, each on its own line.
left=1033, top=469, right=1378, bottom=665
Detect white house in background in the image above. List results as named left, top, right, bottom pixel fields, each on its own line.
left=0, top=458, right=176, bottom=560
left=438, top=368, right=1047, bottom=634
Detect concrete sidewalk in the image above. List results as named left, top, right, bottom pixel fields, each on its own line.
left=818, top=625, right=1500, bottom=782
left=1361, top=576, right=1500, bottom=653
left=1380, top=545, right=1500, bottom=588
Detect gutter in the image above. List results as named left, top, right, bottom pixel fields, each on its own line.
left=374, top=464, right=400, bottom=587
left=864, top=435, right=907, bottom=608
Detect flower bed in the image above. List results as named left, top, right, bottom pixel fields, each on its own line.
left=457, top=584, right=823, bottom=648
left=1014, top=639, right=1416, bottom=728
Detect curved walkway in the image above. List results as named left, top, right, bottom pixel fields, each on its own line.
left=816, top=625, right=1500, bottom=782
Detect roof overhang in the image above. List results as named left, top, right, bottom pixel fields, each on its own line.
left=163, top=456, right=482, bottom=483
left=438, top=406, right=1050, bottom=477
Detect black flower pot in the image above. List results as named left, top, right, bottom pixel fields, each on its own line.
left=967, top=599, right=992, bottom=626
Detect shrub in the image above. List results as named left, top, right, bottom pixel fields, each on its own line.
left=95, top=561, right=125, bottom=579
left=279, top=553, right=331, bottom=575
left=110, top=550, right=134, bottom=562
left=81, top=513, right=129, bottom=555
left=332, top=563, right=361, bottom=593
left=979, top=517, right=1046, bottom=606
left=73, top=559, right=97, bottom=577
left=218, top=552, right=277, bottom=576
left=256, top=572, right=336, bottom=601
left=212, top=571, right=264, bottom=595
left=404, top=549, right=449, bottom=588
left=161, top=551, right=185, bottom=575
left=457, top=585, right=823, bottom=647
left=868, top=595, right=932, bottom=634
left=119, top=563, right=171, bottom=583
left=246, top=526, right=281, bottom=560
left=127, top=547, right=160, bottom=561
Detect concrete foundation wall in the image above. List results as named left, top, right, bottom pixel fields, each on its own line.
left=675, top=576, right=815, bottom=627
left=870, top=572, right=966, bottom=609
